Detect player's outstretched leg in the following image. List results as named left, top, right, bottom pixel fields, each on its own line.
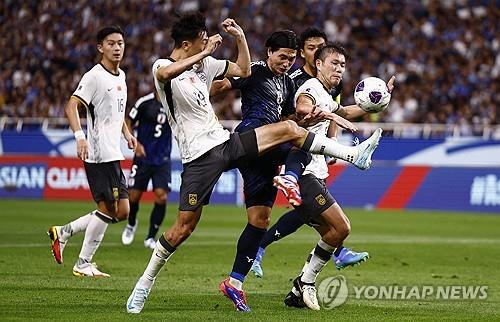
left=352, top=128, right=383, bottom=170
left=333, top=246, right=369, bottom=270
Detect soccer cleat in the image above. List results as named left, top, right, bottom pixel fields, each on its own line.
left=219, top=278, right=251, bottom=312
left=353, top=128, right=382, bottom=170
left=47, top=226, right=66, bottom=264
left=144, top=238, right=156, bottom=250
left=273, top=174, right=302, bottom=206
left=122, top=221, right=138, bottom=246
left=284, top=289, right=307, bottom=308
left=127, top=282, right=151, bottom=314
left=333, top=247, right=370, bottom=270
left=72, top=261, right=110, bottom=277
left=250, top=247, right=265, bottom=278
left=293, top=276, right=320, bottom=310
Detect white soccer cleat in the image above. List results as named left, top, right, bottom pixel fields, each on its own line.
left=47, top=226, right=67, bottom=264
left=144, top=238, right=156, bottom=250
left=127, top=282, right=151, bottom=314
left=122, top=221, right=138, bottom=246
left=353, top=128, right=382, bottom=170
left=302, top=284, right=320, bottom=311
left=72, top=261, right=110, bottom=277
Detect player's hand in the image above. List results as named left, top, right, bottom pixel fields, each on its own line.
left=135, top=142, right=146, bottom=157
left=76, top=139, right=88, bottom=161
left=221, top=18, right=244, bottom=38
left=325, top=113, right=358, bottom=132
left=386, top=75, right=396, bottom=93
left=203, top=34, right=223, bottom=56
left=297, top=105, right=328, bottom=127
left=127, top=135, right=138, bottom=151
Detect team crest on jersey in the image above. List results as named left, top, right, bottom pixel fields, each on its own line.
left=113, top=187, right=119, bottom=200
left=315, top=194, right=326, bottom=206
left=188, top=194, right=198, bottom=206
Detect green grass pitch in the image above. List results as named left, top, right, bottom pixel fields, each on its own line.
left=0, top=199, right=499, bottom=321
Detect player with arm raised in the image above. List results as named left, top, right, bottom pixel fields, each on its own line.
left=121, top=92, right=172, bottom=250
left=126, top=13, right=382, bottom=314
left=47, top=26, right=137, bottom=277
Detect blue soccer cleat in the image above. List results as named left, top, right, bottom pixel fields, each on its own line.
left=219, top=278, right=251, bottom=312
left=333, top=247, right=370, bottom=270
left=250, top=247, right=265, bottom=278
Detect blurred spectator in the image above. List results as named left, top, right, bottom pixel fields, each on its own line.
left=0, top=0, right=498, bottom=126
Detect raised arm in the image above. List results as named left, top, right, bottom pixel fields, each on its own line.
left=221, top=19, right=251, bottom=78
left=156, top=34, right=223, bottom=83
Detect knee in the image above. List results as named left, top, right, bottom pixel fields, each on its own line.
left=154, top=191, right=168, bottom=204
left=115, top=210, right=129, bottom=222
left=249, top=213, right=271, bottom=229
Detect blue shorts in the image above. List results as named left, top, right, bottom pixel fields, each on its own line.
left=128, top=158, right=171, bottom=192
left=238, top=142, right=292, bottom=208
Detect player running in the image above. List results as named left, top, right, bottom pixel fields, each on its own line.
left=47, top=26, right=137, bottom=277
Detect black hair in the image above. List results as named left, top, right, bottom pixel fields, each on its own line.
left=299, top=27, right=327, bottom=49
left=171, top=12, right=208, bottom=48
left=96, top=25, right=124, bottom=44
left=314, top=42, right=348, bottom=62
left=265, top=30, right=298, bottom=52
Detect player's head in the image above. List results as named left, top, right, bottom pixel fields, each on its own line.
left=171, top=12, right=209, bottom=56
left=265, top=30, right=298, bottom=76
left=97, top=26, right=125, bottom=64
left=299, top=27, right=327, bottom=71
left=314, top=42, right=347, bottom=88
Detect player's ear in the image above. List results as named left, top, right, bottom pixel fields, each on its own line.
left=97, top=43, right=104, bottom=54
left=182, top=40, right=191, bottom=51
left=300, top=49, right=305, bottom=59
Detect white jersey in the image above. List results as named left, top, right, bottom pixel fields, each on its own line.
left=152, top=56, right=230, bottom=164
left=72, top=63, right=127, bottom=163
left=295, top=78, right=339, bottom=179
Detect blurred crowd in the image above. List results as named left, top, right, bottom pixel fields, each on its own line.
left=1, top=0, right=498, bottom=127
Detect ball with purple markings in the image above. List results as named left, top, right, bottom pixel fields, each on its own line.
left=354, top=77, right=391, bottom=113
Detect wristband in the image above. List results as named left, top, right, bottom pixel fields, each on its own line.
left=74, top=130, right=85, bottom=141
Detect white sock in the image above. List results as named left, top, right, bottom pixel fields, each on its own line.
left=229, top=277, right=243, bottom=291
left=61, top=212, right=93, bottom=240
left=301, top=239, right=335, bottom=284
left=300, top=248, right=315, bottom=276
left=307, top=134, right=358, bottom=163
left=139, top=241, right=174, bottom=288
left=77, top=214, right=109, bottom=262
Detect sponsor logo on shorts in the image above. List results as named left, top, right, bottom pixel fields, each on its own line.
left=113, top=187, right=119, bottom=200
left=188, top=193, right=197, bottom=206
left=315, top=194, right=326, bottom=206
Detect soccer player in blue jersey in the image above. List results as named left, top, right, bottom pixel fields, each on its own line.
left=121, top=92, right=172, bottom=250
left=251, top=28, right=369, bottom=280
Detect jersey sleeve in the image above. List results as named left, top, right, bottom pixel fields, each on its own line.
left=152, top=58, right=174, bottom=84
left=204, top=56, right=229, bottom=82
left=296, top=82, right=320, bottom=106
left=72, top=72, right=96, bottom=107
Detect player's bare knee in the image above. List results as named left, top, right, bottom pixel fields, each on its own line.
left=154, top=191, right=168, bottom=204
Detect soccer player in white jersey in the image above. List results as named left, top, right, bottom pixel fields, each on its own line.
left=47, top=26, right=137, bottom=277
left=283, top=43, right=394, bottom=310
left=127, top=14, right=382, bottom=314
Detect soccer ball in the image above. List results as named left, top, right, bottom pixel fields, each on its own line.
left=354, top=77, right=391, bottom=113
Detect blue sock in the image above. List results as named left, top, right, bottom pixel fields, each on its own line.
left=230, top=223, right=267, bottom=279
left=147, top=203, right=166, bottom=239
left=260, top=210, right=304, bottom=249
left=128, top=202, right=139, bottom=226
left=284, top=148, right=311, bottom=181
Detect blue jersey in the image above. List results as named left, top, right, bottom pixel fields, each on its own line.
left=230, top=61, right=296, bottom=132
left=289, top=67, right=343, bottom=103
left=128, top=93, right=172, bottom=166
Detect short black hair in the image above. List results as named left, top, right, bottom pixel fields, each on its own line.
left=299, top=27, right=327, bottom=49
left=265, top=30, right=298, bottom=52
left=96, top=25, right=124, bottom=44
left=171, top=12, right=208, bottom=48
left=314, top=42, right=348, bottom=62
